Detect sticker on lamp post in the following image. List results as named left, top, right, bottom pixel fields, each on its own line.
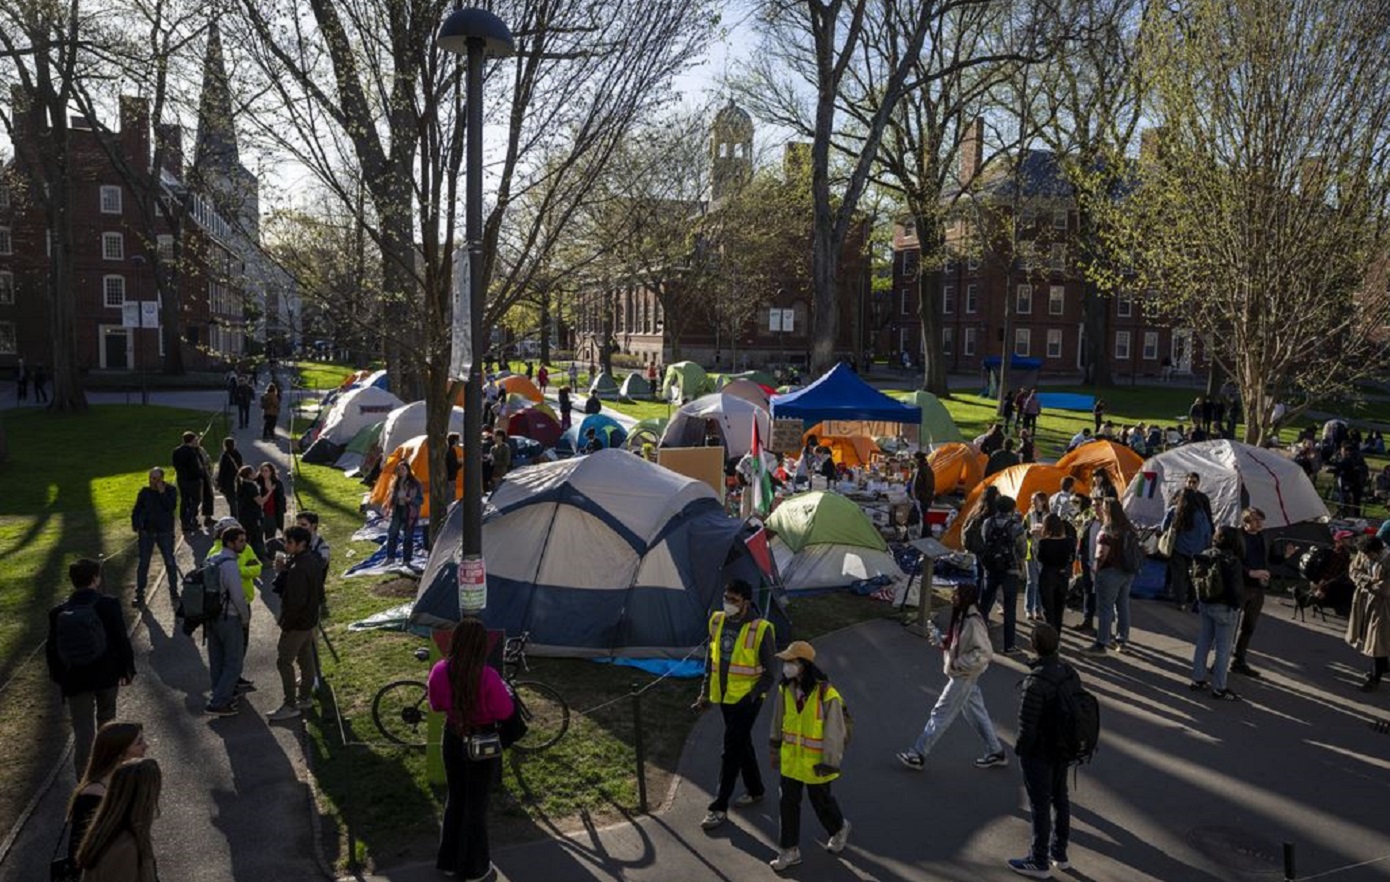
left=458, top=554, right=486, bottom=615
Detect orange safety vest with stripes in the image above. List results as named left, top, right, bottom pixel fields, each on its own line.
left=779, top=682, right=842, bottom=785
left=707, top=612, right=771, bottom=704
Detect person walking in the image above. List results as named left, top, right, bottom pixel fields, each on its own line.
left=557, top=387, right=573, bottom=430
left=1035, top=515, right=1076, bottom=632
left=216, top=437, right=243, bottom=521
left=1345, top=536, right=1390, bottom=691
left=234, top=377, right=253, bottom=429
left=1162, top=487, right=1213, bottom=610
left=46, top=559, right=136, bottom=775
left=260, top=382, right=281, bottom=441
left=1007, top=623, right=1077, bottom=879
left=427, top=618, right=514, bottom=881
left=130, top=468, right=178, bottom=608
left=267, top=526, right=326, bottom=721
left=1189, top=526, right=1245, bottom=700
left=235, top=467, right=267, bottom=562
left=695, top=578, right=776, bottom=830
left=767, top=640, right=851, bottom=872
left=976, top=495, right=1027, bottom=654
left=895, top=583, right=1007, bottom=771
left=1082, top=499, right=1139, bottom=656
left=203, top=527, right=252, bottom=716
left=74, top=757, right=162, bottom=882
left=383, top=460, right=423, bottom=567
left=15, top=358, right=27, bottom=401
left=63, top=722, right=147, bottom=868
left=1022, top=388, right=1042, bottom=433
left=170, top=431, right=206, bottom=534
left=31, top=363, right=48, bottom=403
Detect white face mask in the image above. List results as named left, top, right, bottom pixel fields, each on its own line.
left=723, top=601, right=742, bottom=617
left=782, top=662, right=801, bottom=680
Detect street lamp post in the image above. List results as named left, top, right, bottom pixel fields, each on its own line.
left=439, top=6, right=514, bottom=612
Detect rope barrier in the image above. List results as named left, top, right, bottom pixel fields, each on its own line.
left=1294, top=853, right=1390, bottom=881
left=569, top=641, right=706, bottom=718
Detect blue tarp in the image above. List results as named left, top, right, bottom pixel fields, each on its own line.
left=771, top=363, right=921, bottom=426
left=1036, top=392, right=1096, bottom=412
left=590, top=657, right=705, bottom=678
left=983, top=355, right=1044, bottom=371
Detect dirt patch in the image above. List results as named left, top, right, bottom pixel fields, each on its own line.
left=371, top=578, right=420, bottom=599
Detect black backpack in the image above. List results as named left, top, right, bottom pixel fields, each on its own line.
left=54, top=596, right=108, bottom=668
left=1117, top=529, right=1143, bottom=574
left=980, top=517, right=1018, bottom=573
left=1191, top=549, right=1229, bottom=604
left=1048, top=666, right=1100, bottom=765
left=179, top=558, right=227, bottom=628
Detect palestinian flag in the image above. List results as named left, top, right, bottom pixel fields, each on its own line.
left=1137, top=470, right=1161, bottom=499
left=749, top=420, right=773, bottom=516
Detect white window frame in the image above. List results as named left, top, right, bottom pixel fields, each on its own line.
left=102, top=232, right=124, bottom=260
left=1143, top=330, right=1159, bottom=360
left=1048, top=285, right=1065, bottom=316
left=1047, top=328, right=1063, bottom=359
left=1115, top=329, right=1131, bottom=360
left=963, top=326, right=977, bottom=356
left=967, top=255, right=980, bottom=271
left=1018, top=242, right=1035, bottom=271
left=1016, top=283, right=1033, bottom=315
left=942, top=326, right=954, bottom=356
left=1050, top=243, right=1066, bottom=272
left=900, top=286, right=913, bottom=316
left=1015, top=328, right=1031, bottom=357
left=965, top=283, right=979, bottom=314
left=0, top=271, right=12, bottom=305
left=157, top=234, right=174, bottom=260
left=943, top=285, right=955, bottom=315
left=0, top=227, right=11, bottom=255
left=103, top=274, right=126, bottom=308
left=100, top=185, right=123, bottom=214
left=1117, top=291, right=1133, bottom=318
left=0, top=320, right=14, bottom=354
left=1053, top=209, right=1068, bottom=230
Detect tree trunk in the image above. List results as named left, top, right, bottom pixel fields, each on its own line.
left=916, top=214, right=949, bottom=396
left=46, top=173, right=87, bottom=412
left=538, top=286, right=552, bottom=365
left=1081, top=281, right=1112, bottom=387
left=810, top=219, right=839, bottom=374
left=158, top=236, right=187, bottom=375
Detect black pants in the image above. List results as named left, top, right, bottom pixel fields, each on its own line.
left=710, top=697, right=764, bottom=811
left=237, top=402, right=250, bottom=428
left=1039, top=567, right=1067, bottom=632
left=262, top=413, right=277, bottom=440
left=1234, top=588, right=1265, bottom=665
left=201, top=479, right=215, bottom=519
left=1372, top=656, right=1388, bottom=680
left=438, top=728, right=498, bottom=878
left=177, top=479, right=203, bottom=530
left=778, top=774, right=844, bottom=849
left=1021, top=756, right=1070, bottom=863
left=1168, top=553, right=1194, bottom=606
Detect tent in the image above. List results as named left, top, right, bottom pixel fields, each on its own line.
left=408, top=451, right=790, bottom=657
left=381, top=402, right=466, bottom=459
left=719, top=378, right=772, bottom=411
left=928, top=442, right=987, bottom=495
left=367, top=435, right=463, bottom=521
left=1056, top=440, right=1144, bottom=490
left=625, top=417, right=669, bottom=450
left=507, top=408, right=563, bottom=449
left=802, top=424, right=878, bottom=468
left=765, top=491, right=903, bottom=591
left=661, top=361, right=713, bottom=402
left=660, top=391, right=771, bottom=459
left=1122, top=440, right=1328, bottom=529
left=497, top=393, right=555, bottom=423
left=718, top=370, right=778, bottom=389
left=941, top=464, right=1086, bottom=550
left=771, top=363, right=921, bottom=426
left=903, top=391, right=966, bottom=446
left=319, top=385, right=405, bottom=446
left=301, top=437, right=344, bottom=465
left=619, top=373, right=652, bottom=402
left=558, top=413, right=629, bottom=455
left=333, top=421, right=385, bottom=472
left=589, top=372, right=621, bottom=400
left=499, top=375, right=543, bottom=403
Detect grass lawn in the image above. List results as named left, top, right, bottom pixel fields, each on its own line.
left=0, top=404, right=228, bottom=841
left=604, top=399, right=677, bottom=423
left=294, top=360, right=372, bottom=392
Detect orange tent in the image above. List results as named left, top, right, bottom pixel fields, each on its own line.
left=941, top=463, right=1090, bottom=550
left=803, top=424, right=879, bottom=468
left=499, top=375, right=543, bottom=402
left=928, top=442, right=987, bottom=495
left=1056, top=439, right=1144, bottom=489
left=368, top=435, right=463, bottom=521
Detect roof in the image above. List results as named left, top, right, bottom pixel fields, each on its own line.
left=771, top=363, right=921, bottom=425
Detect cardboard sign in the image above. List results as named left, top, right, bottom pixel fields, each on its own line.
left=770, top=418, right=804, bottom=454
left=657, top=446, right=727, bottom=498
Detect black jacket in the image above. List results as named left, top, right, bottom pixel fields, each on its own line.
left=274, top=551, right=325, bottom=631
left=1016, top=655, right=1079, bottom=761
left=45, top=590, right=135, bottom=697
left=217, top=450, right=243, bottom=494
left=171, top=443, right=204, bottom=484
left=236, top=478, right=261, bottom=523
left=130, top=484, right=177, bottom=533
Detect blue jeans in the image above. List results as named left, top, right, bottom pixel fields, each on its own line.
left=1021, top=756, right=1070, bottom=864
left=1191, top=603, right=1239, bottom=690
left=207, top=614, right=246, bottom=707
left=1094, top=568, right=1133, bottom=647
left=136, top=530, right=178, bottom=602
left=980, top=570, right=1019, bottom=651
left=910, top=674, right=1002, bottom=759
left=385, top=508, right=416, bottom=562
left=1025, top=559, right=1042, bottom=615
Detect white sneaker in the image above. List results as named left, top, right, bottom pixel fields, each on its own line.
left=699, top=810, right=726, bottom=830
left=770, top=847, right=802, bottom=871
left=267, top=704, right=301, bottom=722
left=826, top=819, right=851, bottom=853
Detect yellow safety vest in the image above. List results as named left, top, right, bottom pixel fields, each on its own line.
left=779, top=682, right=841, bottom=785
left=707, top=613, right=771, bottom=704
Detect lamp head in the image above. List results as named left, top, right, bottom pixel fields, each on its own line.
left=438, top=7, right=514, bottom=58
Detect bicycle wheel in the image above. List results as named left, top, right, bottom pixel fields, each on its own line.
left=371, top=680, right=430, bottom=747
left=510, top=680, right=569, bottom=753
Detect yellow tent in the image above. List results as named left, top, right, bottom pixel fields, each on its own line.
left=941, top=463, right=1091, bottom=550
left=928, top=442, right=987, bottom=495
left=499, top=375, right=543, bottom=402
left=368, top=435, right=462, bottom=521
left=803, top=423, right=879, bottom=468
left=1056, top=439, right=1144, bottom=489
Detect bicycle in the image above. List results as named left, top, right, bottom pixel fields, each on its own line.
left=371, top=631, right=570, bottom=753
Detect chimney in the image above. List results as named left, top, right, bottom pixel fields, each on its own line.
left=119, top=96, right=151, bottom=174
left=1139, top=127, right=1166, bottom=166
left=959, top=116, right=983, bottom=185
left=156, top=123, right=184, bottom=178
left=783, top=141, right=811, bottom=183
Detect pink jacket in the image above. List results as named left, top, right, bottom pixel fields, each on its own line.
left=427, top=661, right=514, bottom=729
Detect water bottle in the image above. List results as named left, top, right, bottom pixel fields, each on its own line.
left=927, top=622, right=942, bottom=645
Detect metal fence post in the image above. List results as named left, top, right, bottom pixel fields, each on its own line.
left=1283, top=841, right=1296, bottom=882
left=631, top=681, right=648, bottom=814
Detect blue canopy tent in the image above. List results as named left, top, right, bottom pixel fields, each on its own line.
left=770, top=362, right=921, bottom=426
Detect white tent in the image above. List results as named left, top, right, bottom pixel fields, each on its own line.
left=319, top=385, right=404, bottom=445
left=719, top=378, right=771, bottom=411
left=659, top=391, right=770, bottom=459
left=1122, top=440, right=1329, bottom=529
left=769, top=541, right=904, bottom=592
left=381, top=401, right=466, bottom=458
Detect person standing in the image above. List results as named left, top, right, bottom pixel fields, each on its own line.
left=234, top=377, right=254, bottom=429
left=427, top=618, right=514, bottom=881
left=74, top=758, right=162, bottom=882
left=267, top=526, right=326, bottom=721
left=260, top=382, right=281, bottom=441
left=1345, top=536, right=1390, bottom=691
left=383, top=460, right=423, bottom=566
left=130, top=468, right=178, bottom=608
left=490, top=429, right=511, bottom=489
left=1190, top=526, right=1245, bottom=700
left=1232, top=507, right=1283, bottom=678
left=567, top=361, right=579, bottom=390
left=235, top=467, right=267, bottom=562
left=170, top=431, right=206, bottom=534
left=1082, top=499, right=1139, bottom=656
left=1092, top=398, right=1106, bottom=434
left=1022, top=388, right=1041, bottom=433
left=557, top=387, right=573, bottom=430
left=1162, top=487, right=1213, bottom=610
left=1035, top=514, right=1076, bottom=632
left=195, top=436, right=217, bottom=529
left=895, top=583, right=1007, bottom=771
left=1073, top=497, right=1100, bottom=634
left=1048, top=477, right=1079, bottom=521
left=46, top=559, right=136, bottom=775
left=977, top=495, right=1027, bottom=654
left=15, top=358, right=27, bottom=401
left=1007, top=624, right=1077, bottom=879
left=204, top=527, right=251, bottom=716
left=216, top=437, right=243, bottom=521
left=767, top=641, right=851, bottom=872
left=536, top=364, right=549, bottom=393
left=255, top=463, right=288, bottom=545
left=1024, top=492, right=1050, bottom=621
left=64, top=722, right=147, bottom=867
left=695, top=579, right=776, bottom=830
left=31, top=363, right=48, bottom=403
left=910, top=451, right=935, bottom=528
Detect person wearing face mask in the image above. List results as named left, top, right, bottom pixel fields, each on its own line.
left=766, top=641, right=850, bottom=872
left=694, top=579, right=776, bottom=830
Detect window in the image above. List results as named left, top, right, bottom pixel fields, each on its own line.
left=100, top=185, right=122, bottom=214
left=1053, top=209, right=1068, bottom=230
left=1143, top=331, right=1159, bottom=360
left=103, top=274, right=126, bottom=308
left=1017, top=242, right=1035, bottom=270
left=157, top=235, right=174, bottom=260
left=1047, top=328, right=1063, bottom=359
left=1117, top=291, right=1133, bottom=318
left=1014, top=328, right=1031, bottom=357
left=943, top=285, right=955, bottom=315
left=1115, top=330, right=1131, bottom=360
left=1016, top=284, right=1033, bottom=315
left=963, top=327, right=977, bottom=356
left=0, top=271, right=12, bottom=305
left=942, top=326, right=954, bottom=356
left=967, top=255, right=980, bottom=271
left=0, top=227, right=11, bottom=255
left=102, top=232, right=124, bottom=260
left=944, top=258, right=956, bottom=272
left=0, top=321, right=14, bottom=354
left=965, top=284, right=979, bottom=314
left=1020, top=206, right=1037, bottom=226
left=1049, top=285, right=1065, bottom=315
left=0, top=187, right=9, bottom=210
left=901, top=286, right=913, bottom=315
left=1049, top=243, right=1066, bottom=272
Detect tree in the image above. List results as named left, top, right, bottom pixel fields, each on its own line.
left=1110, top=0, right=1390, bottom=444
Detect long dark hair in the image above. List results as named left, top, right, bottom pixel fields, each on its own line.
left=944, top=583, right=980, bottom=650
left=69, top=722, right=143, bottom=817
left=1172, top=487, right=1197, bottom=531
left=1101, top=498, right=1134, bottom=533
left=76, top=758, right=161, bottom=872
left=446, top=618, right=489, bottom=735
left=785, top=659, right=827, bottom=694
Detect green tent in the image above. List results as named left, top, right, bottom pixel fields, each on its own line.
left=625, top=417, right=668, bottom=449
left=766, top=491, right=887, bottom=553
left=589, top=372, right=621, bottom=400
left=345, top=420, right=384, bottom=455
left=661, top=361, right=713, bottom=402
left=619, top=373, right=652, bottom=402
left=718, top=369, right=777, bottom=389
left=902, top=390, right=966, bottom=446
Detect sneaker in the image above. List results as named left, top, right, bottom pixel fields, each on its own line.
left=296, top=697, right=315, bottom=710
left=1007, top=857, right=1054, bottom=878
left=1075, top=622, right=1095, bottom=635
left=769, top=848, right=802, bottom=871
left=1051, top=856, right=1072, bottom=871
left=974, top=751, right=1008, bottom=769
left=732, top=792, right=764, bottom=808
left=1230, top=661, right=1261, bottom=678
left=1189, top=680, right=1209, bottom=692
left=896, top=751, right=925, bottom=771
left=1360, top=675, right=1381, bottom=693
left=237, top=676, right=256, bottom=689
left=699, top=810, right=727, bottom=830
left=130, top=597, right=145, bottom=608
left=234, top=681, right=257, bottom=696
left=1210, top=688, right=1241, bottom=702
left=267, top=704, right=302, bottom=721
left=826, top=820, right=851, bottom=853
left=1113, top=640, right=1128, bottom=653
left=204, top=702, right=238, bottom=717
left=1080, top=644, right=1108, bottom=657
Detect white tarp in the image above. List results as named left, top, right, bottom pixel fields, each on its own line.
left=320, top=385, right=404, bottom=445
left=381, top=401, right=465, bottom=458
left=769, top=536, right=903, bottom=592
left=659, top=391, right=771, bottom=459
left=1122, top=439, right=1328, bottom=529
